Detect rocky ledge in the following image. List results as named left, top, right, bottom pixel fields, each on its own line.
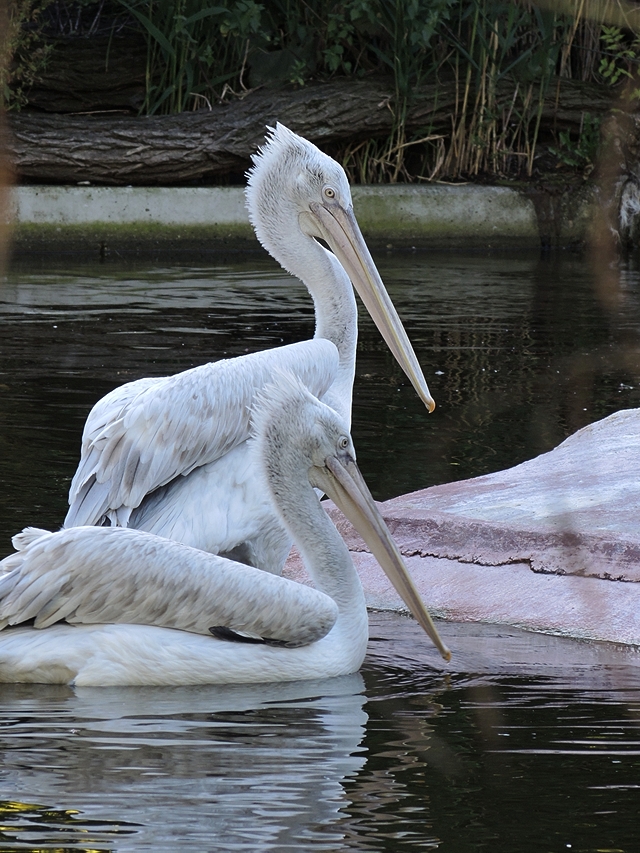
left=285, top=407, right=640, bottom=648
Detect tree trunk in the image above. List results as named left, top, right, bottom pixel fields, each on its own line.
left=7, top=76, right=618, bottom=185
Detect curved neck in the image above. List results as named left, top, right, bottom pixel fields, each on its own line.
left=272, top=232, right=358, bottom=426
left=268, top=463, right=365, bottom=623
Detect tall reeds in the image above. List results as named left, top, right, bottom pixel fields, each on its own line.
left=364, top=0, right=634, bottom=181
left=7, top=0, right=640, bottom=180
left=121, top=0, right=264, bottom=114
left=122, top=0, right=637, bottom=180
left=437, top=1, right=562, bottom=178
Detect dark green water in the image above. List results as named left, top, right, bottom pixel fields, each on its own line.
left=0, top=249, right=639, bottom=851
left=2, top=249, right=640, bottom=542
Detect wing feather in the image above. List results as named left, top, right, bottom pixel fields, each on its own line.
left=0, top=527, right=339, bottom=647
left=65, top=339, right=339, bottom=528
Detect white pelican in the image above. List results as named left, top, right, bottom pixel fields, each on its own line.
left=63, top=124, right=434, bottom=574
left=0, top=376, right=450, bottom=686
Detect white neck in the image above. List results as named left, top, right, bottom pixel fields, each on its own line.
left=267, top=455, right=366, bottom=630
left=251, top=191, right=358, bottom=427
left=274, top=232, right=358, bottom=426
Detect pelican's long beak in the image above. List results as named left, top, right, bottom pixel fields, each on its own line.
left=317, top=452, right=451, bottom=661
left=309, top=200, right=435, bottom=413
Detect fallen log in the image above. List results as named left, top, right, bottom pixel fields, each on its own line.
left=7, top=76, right=617, bottom=185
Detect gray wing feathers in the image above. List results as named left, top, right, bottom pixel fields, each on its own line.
left=65, top=340, right=339, bottom=527
left=0, top=527, right=339, bottom=647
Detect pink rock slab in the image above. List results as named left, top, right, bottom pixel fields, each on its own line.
left=284, top=408, right=640, bottom=647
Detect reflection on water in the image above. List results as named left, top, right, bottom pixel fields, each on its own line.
left=0, top=675, right=368, bottom=851
left=1, top=615, right=640, bottom=852
left=1, top=250, right=640, bottom=850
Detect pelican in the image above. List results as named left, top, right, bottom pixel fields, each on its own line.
left=63, top=124, right=434, bottom=573
left=0, top=376, right=450, bottom=686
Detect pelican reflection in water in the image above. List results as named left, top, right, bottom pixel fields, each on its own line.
left=63, top=124, right=435, bottom=575
left=0, top=675, right=370, bottom=848
left=0, top=376, right=450, bottom=686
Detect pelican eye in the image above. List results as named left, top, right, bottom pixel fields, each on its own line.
left=338, top=436, right=349, bottom=450
left=323, top=186, right=336, bottom=200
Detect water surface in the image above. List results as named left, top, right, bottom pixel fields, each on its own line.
left=1, top=616, right=639, bottom=852
left=2, top=249, right=640, bottom=539
left=1, top=249, right=640, bottom=851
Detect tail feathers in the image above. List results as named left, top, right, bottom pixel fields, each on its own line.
left=11, top=527, right=52, bottom=551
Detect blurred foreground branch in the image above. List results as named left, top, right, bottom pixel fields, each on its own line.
left=1, top=0, right=14, bottom=272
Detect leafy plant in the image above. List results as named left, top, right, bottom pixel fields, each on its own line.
left=1, top=0, right=54, bottom=110
left=599, top=25, right=640, bottom=86
left=549, top=112, right=602, bottom=170
left=597, top=23, right=640, bottom=102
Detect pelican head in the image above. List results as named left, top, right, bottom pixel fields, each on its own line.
left=246, top=123, right=351, bottom=255
left=246, top=124, right=436, bottom=413
left=253, top=373, right=450, bottom=661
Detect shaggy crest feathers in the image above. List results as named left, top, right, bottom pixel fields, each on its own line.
left=246, top=124, right=315, bottom=195
left=245, top=124, right=305, bottom=237
left=244, top=123, right=352, bottom=252
left=249, top=372, right=348, bottom=505
left=250, top=369, right=347, bottom=452
left=250, top=370, right=318, bottom=443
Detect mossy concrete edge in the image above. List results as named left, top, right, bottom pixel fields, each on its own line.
left=8, top=183, right=597, bottom=254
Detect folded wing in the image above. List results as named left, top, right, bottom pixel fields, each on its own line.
left=0, top=526, right=338, bottom=648
left=65, top=339, right=339, bottom=528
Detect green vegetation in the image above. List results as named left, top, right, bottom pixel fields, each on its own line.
left=1, top=0, right=54, bottom=110
left=549, top=112, right=602, bottom=171
left=4, top=0, right=640, bottom=182
left=599, top=22, right=640, bottom=96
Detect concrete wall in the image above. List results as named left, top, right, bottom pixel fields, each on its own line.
left=352, top=184, right=539, bottom=246
left=8, top=183, right=593, bottom=254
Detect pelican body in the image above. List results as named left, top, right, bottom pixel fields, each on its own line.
left=63, top=124, right=434, bottom=573
left=0, top=377, right=449, bottom=686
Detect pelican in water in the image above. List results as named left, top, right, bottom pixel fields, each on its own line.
left=0, top=377, right=450, bottom=686
left=63, top=124, right=434, bottom=574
